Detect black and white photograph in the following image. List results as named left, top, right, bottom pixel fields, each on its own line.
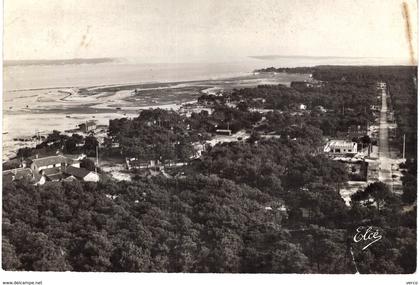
left=1, top=0, right=418, bottom=283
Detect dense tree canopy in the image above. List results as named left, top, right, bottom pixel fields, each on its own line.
left=3, top=65, right=417, bottom=273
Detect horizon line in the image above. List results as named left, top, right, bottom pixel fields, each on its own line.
left=4, top=54, right=409, bottom=63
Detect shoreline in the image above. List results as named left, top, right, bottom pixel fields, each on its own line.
left=4, top=70, right=309, bottom=93
left=4, top=71, right=255, bottom=93
left=3, top=72, right=311, bottom=160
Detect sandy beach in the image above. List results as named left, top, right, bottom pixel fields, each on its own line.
left=3, top=72, right=311, bottom=160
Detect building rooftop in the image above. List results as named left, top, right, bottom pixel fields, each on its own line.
left=64, top=166, right=92, bottom=179
left=30, top=155, right=80, bottom=168
left=325, top=140, right=357, bottom=148
left=30, top=155, right=67, bottom=168
left=46, top=173, right=66, bottom=181
left=42, top=167, right=61, bottom=176
left=324, top=140, right=358, bottom=153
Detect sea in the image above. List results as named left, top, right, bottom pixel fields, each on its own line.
left=2, top=56, right=410, bottom=160
left=3, top=56, right=408, bottom=91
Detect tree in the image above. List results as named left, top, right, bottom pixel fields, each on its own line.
left=2, top=238, right=22, bottom=270
left=16, top=147, right=35, bottom=159
left=270, top=241, right=310, bottom=273
left=64, top=134, right=84, bottom=154
left=175, top=141, right=194, bottom=162
left=3, top=159, right=21, bottom=170
left=237, top=101, right=249, bottom=112
left=111, top=241, right=151, bottom=272
left=401, top=161, right=417, bottom=204
left=351, top=182, right=396, bottom=211
left=402, top=176, right=416, bottom=204
left=84, top=136, right=99, bottom=156
left=74, top=231, right=113, bottom=271
left=247, top=132, right=260, bottom=144
left=361, top=135, right=371, bottom=145
left=22, top=232, right=72, bottom=271
left=80, top=158, right=96, bottom=171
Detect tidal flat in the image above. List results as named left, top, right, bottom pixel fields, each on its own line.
left=3, top=72, right=310, bottom=159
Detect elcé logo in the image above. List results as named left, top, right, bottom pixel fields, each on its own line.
left=353, top=226, right=382, bottom=250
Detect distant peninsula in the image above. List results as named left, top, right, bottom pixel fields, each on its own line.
left=254, top=66, right=316, bottom=74
left=249, top=55, right=366, bottom=60
left=4, top=57, right=118, bottom=67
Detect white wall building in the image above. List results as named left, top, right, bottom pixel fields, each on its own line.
left=324, top=140, right=358, bottom=155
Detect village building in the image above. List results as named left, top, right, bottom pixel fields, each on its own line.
left=178, top=103, right=213, bottom=117
left=126, top=157, right=150, bottom=170
left=125, top=157, right=164, bottom=170
left=323, top=140, right=358, bottom=156
left=79, top=121, right=97, bottom=133
left=41, top=167, right=65, bottom=182
left=29, top=155, right=80, bottom=173
left=63, top=166, right=100, bottom=182
left=26, top=154, right=90, bottom=183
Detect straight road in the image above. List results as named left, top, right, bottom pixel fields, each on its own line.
left=378, top=83, right=393, bottom=185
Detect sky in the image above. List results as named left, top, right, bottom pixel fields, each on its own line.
left=4, top=0, right=418, bottom=63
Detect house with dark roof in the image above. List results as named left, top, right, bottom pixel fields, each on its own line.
left=41, top=167, right=66, bottom=182
left=63, top=166, right=99, bottom=182
left=29, top=155, right=80, bottom=174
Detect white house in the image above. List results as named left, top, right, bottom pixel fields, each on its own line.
left=30, top=155, right=81, bottom=173
left=324, top=140, right=358, bottom=155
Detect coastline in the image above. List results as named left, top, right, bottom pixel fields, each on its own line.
left=3, top=72, right=311, bottom=160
